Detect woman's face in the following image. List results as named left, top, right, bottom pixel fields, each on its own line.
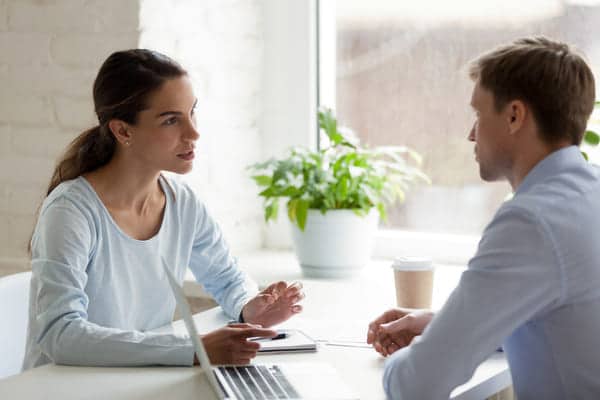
left=127, top=76, right=199, bottom=175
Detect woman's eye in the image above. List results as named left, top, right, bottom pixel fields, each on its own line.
left=163, top=117, right=178, bottom=126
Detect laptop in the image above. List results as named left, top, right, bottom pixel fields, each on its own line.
left=161, top=258, right=358, bottom=400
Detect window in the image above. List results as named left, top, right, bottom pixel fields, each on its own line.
left=319, top=0, right=600, bottom=241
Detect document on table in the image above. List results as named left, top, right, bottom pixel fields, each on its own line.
left=274, top=317, right=373, bottom=348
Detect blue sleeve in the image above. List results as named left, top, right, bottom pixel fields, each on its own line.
left=383, top=206, right=562, bottom=399
left=188, top=199, right=258, bottom=320
left=31, top=198, right=194, bottom=366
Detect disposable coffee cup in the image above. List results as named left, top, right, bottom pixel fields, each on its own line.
left=392, top=256, right=434, bottom=309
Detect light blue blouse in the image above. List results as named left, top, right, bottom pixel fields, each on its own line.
left=383, top=146, right=600, bottom=399
left=23, top=176, right=258, bottom=369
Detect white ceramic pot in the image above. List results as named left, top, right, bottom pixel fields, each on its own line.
left=290, top=209, right=379, bottom=278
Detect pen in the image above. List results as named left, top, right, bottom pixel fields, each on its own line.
left=249, top=332, right=288, bottom=342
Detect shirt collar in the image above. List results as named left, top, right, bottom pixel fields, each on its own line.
left=515, top=145, right=585, bottom=196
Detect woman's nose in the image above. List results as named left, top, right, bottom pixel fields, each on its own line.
left=187, top=121, right=200, bottom=141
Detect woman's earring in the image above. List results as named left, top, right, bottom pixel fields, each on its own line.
left=125, top=140, right=130, bottom=146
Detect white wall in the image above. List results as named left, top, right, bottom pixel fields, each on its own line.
left=0, top=0, right=139, bottom=274
left=138, top=0, right=265, bottom=253
left=1, top=0, right=320, bottom=276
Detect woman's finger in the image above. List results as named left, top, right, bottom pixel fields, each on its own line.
left=238, top=328, right=278, bottom=339
left=236, top=349, right=258, bottom=359
left=228, top=323, right=262, bottom=329
left=240, top=340, right=261, bottom=351
left=291, top=292, right=305, bottom=303
left=231, top=358, right=252, bottom=365
left=283, top=285, right=302, bottom=298
left=255, top=293, right=276, bottom=305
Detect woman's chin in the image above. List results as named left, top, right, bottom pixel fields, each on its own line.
left=166, top=164, right=194, bottom=175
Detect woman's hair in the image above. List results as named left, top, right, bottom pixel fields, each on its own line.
left=45, top=49, right=187, bottom=196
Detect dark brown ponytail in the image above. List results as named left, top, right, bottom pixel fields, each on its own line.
left=46, top=125, right=116, bottom=195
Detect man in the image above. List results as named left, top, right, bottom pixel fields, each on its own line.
left=368, top=37, right=600, bottom=399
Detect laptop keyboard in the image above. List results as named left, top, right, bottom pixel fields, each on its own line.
left=217, top=365, right=301, bottom=399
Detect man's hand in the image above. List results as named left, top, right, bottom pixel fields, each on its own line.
left=367, top=308, right=434, bottom=357
left=198, top=323, right=277, bottom=365
left=242, top=281, right=304, bottom=327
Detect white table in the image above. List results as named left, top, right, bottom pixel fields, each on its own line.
left=0, top=252, right=511, bottom=399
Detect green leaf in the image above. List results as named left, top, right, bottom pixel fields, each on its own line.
left=318, top=108, right=341, bottom=144
left=584, top=130, right=600, bottom=146
left=252, top=175, right=272, bottom=186
left=265, top=200, right=279, bottom=221
left=258, top=187, right=277, bottom=198
left=376, top=202, right=387, bottom=221
left=287, top=199, right=298, bottom=222
left=336, top=176, right=349, bottom=202
left=582, top=151, right=589, bottom=161
left=296, top=200, right=309, bottom=231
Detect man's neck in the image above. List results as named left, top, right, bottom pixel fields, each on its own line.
left=507, top=139, right=572, bottom=191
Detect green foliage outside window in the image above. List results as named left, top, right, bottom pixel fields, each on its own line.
left=582, top=101, right=600, bottom=161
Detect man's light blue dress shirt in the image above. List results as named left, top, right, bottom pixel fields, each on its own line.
left=384, top=146, right=600, bottom=399
left=23, top=176, right=258, bottom=369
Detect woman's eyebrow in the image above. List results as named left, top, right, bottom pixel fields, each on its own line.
left=156, top=110, right=183, bottom=118
left=156, top=100, right=197, bottom=118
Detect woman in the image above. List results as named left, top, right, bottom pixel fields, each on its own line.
left=23, top=49, right=304, bottom=369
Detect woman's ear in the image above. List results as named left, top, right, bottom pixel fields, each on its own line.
left=108, top=119, right=132, bottom=146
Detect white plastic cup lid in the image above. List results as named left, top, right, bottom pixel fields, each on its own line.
left=391, top=256, right=434, bottom=271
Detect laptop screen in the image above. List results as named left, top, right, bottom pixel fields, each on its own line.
left=161, top=257, right=224, bottom=399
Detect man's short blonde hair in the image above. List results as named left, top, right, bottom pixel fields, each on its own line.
left=469, top=36, right=595, bottom=145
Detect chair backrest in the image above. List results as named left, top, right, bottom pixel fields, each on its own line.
left=0, top=271, right=32, bottom=379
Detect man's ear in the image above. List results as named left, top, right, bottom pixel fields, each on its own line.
left=108, top=119, right=132, bottom=146
left=507, top=100, right=526, bottom=135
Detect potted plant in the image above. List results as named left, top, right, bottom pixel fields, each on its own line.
left=248, top=108, right=429, bottom=278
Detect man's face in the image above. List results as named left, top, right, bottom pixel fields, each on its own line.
left=468, top=82, right=514, bottom=182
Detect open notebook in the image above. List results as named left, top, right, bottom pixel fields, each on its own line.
left=252, top=329, right=317, bottom=354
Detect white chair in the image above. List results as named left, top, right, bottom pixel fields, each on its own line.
left=0, top=271, right=31, bottom=379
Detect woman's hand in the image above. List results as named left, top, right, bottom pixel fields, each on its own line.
left=197, top=323, right=277, bottom=365
left=367, top=308, right=434, bottom=357
left=242, top=281, right=304, bottom=327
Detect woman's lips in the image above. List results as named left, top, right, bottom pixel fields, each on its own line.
left=177, top=150, right=195, bottom=161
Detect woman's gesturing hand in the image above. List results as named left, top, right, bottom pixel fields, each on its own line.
left=242, top=281, right=305, bottom=328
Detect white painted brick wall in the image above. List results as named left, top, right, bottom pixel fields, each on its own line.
left=51, top=34, right=139, bottom=69
left=0, top=0, right=138, bottom=273
left=0, top=32, right=51, bottom=65
left=0, top=0, right=266, bottom=274
left=7, top=0, right=139, bottom=33
left=0, top=1, right=7, bottom=32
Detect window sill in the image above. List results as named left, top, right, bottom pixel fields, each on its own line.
left=374, top=228, right=480, bottom=266
left=184, top=248, right=468, bottom=310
